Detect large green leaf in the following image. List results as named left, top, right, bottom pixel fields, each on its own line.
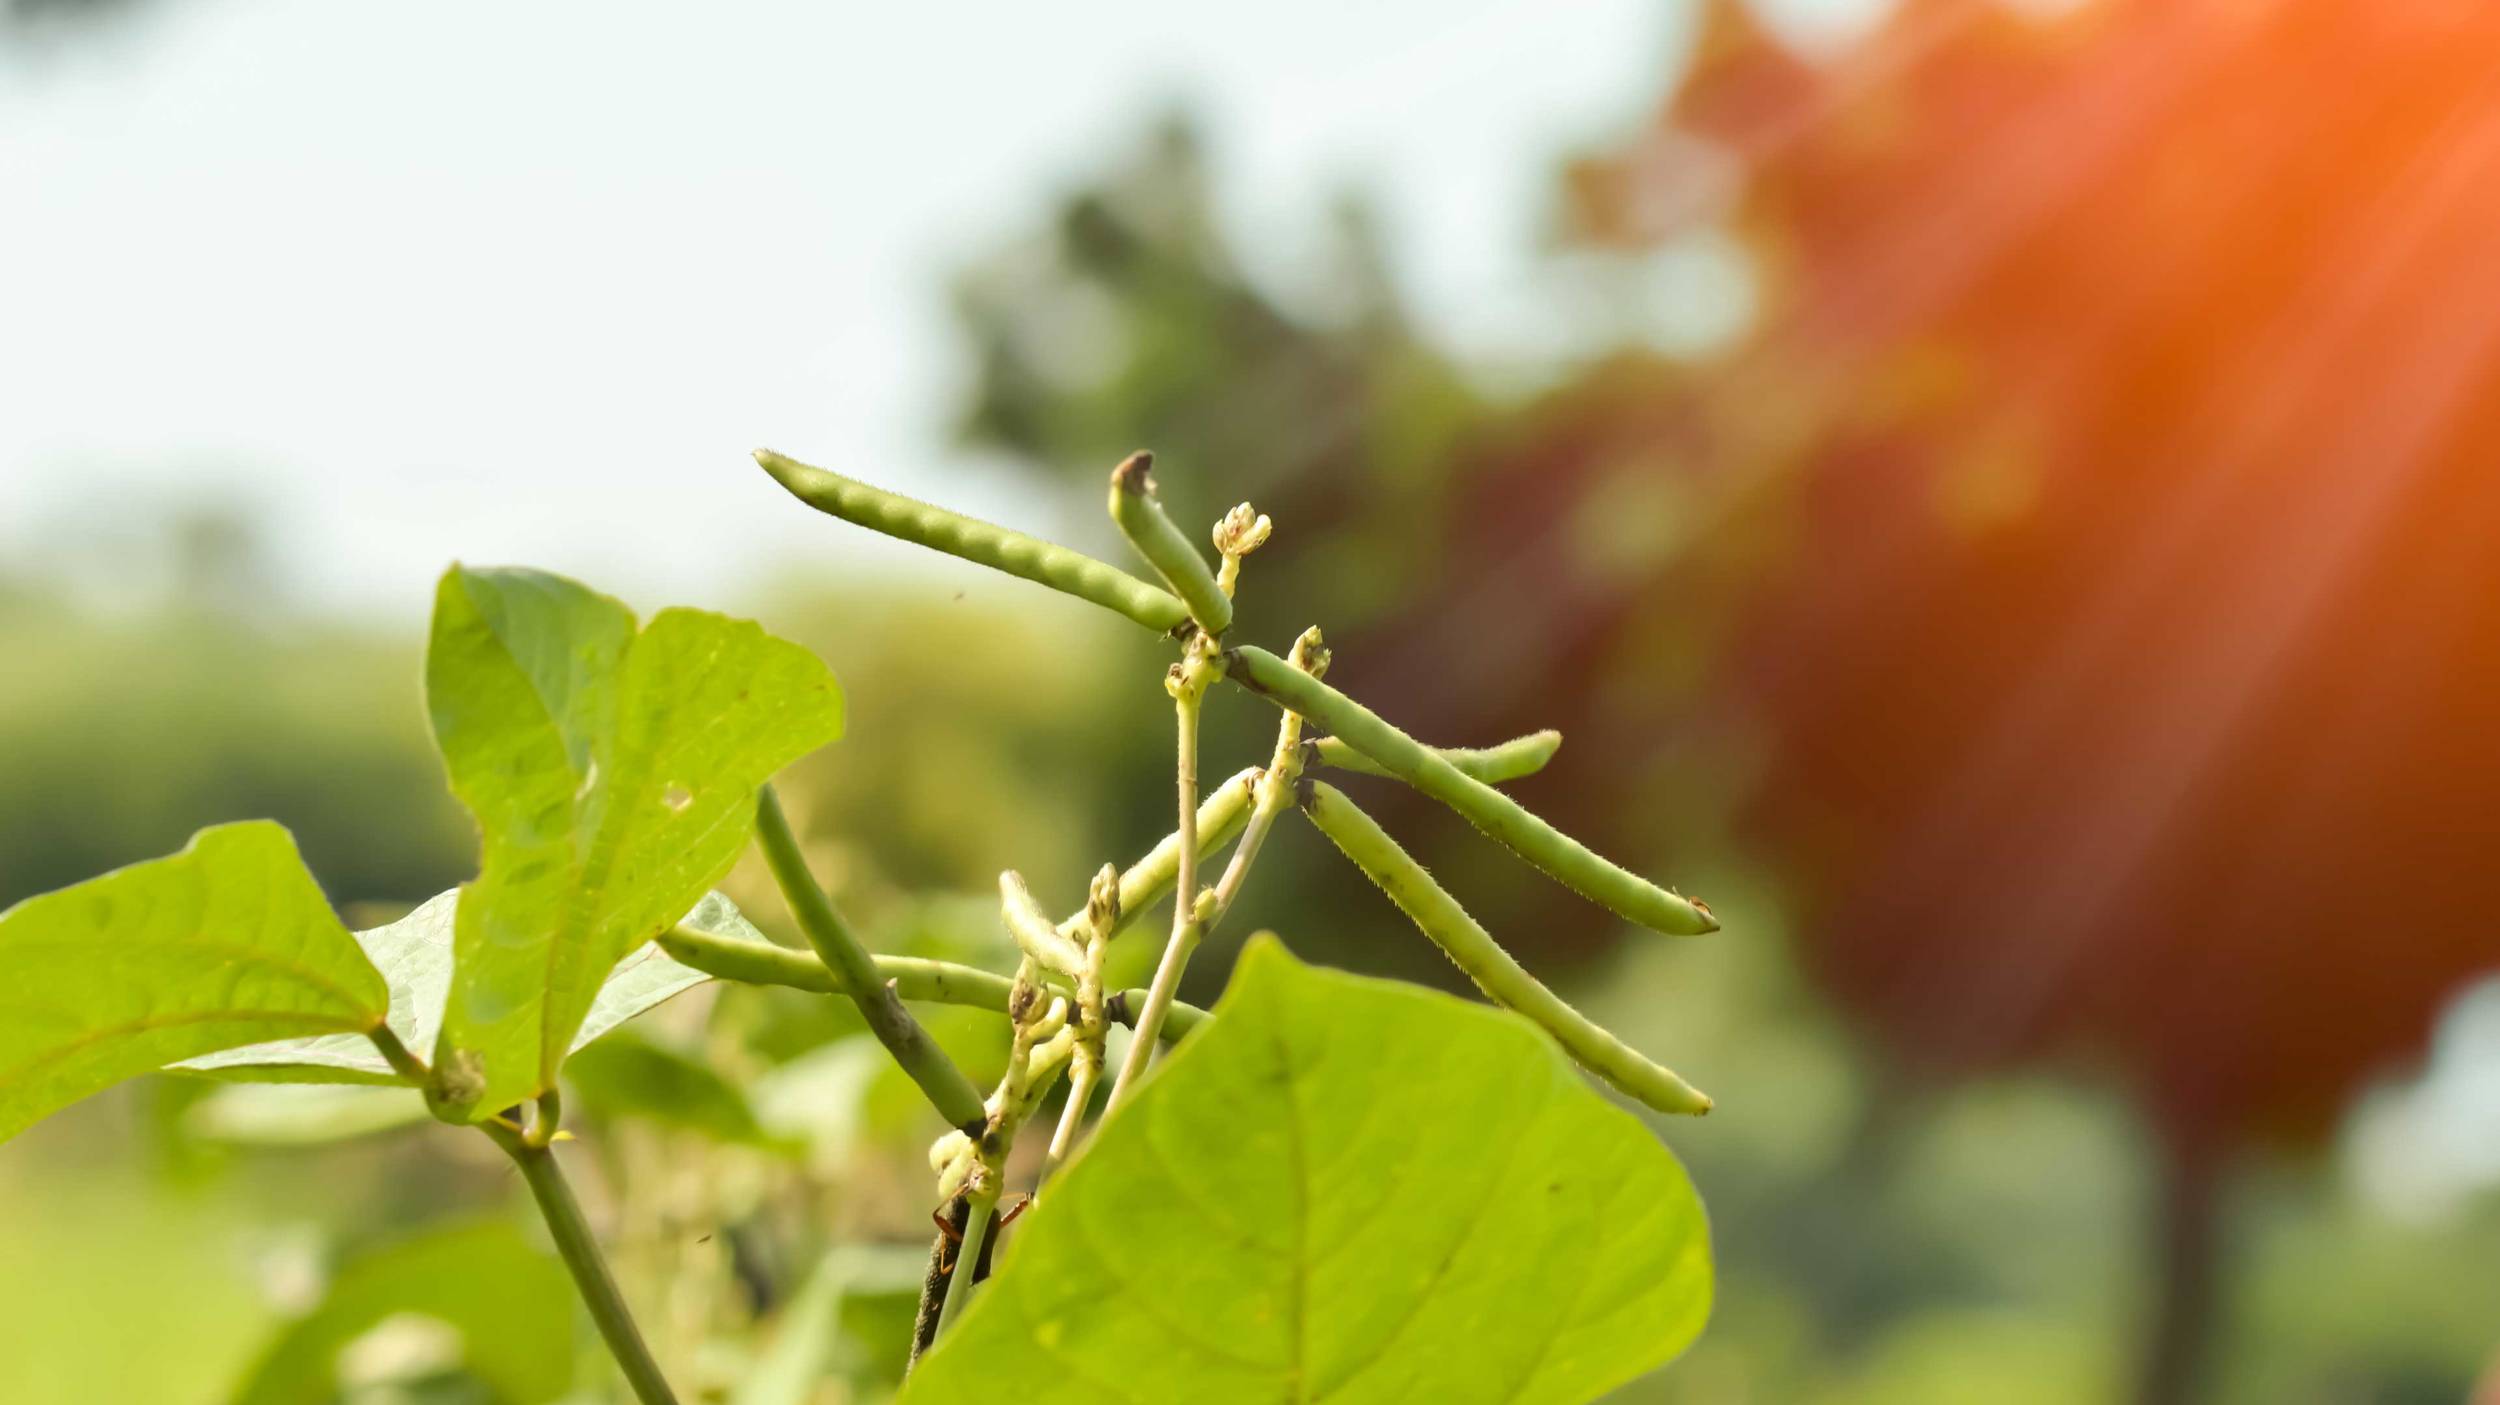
left=424, top=566, right=843, bottom=1117
left=175, top=888, right=734, bottom=1086
left=228, top=1220, right=575, bottom=1405
left=0, top=822, right=388, bottom=1144
left=903, top=938, right=1713, bottom=1405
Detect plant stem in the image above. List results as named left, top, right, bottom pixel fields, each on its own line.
left=1103, top=660, right=1211, bottom=1113
left=1053, top=767, right=1258, bottom=945
left=658, top=925, right=1209, bottom=1039
left=756, top=450, right=1190, bottom=634
left=754, top=785, right=989, bottom=1133
left=907, top=1192, right=971, bottom=1374
left=1229, top=644, right=1717, bottom=937
left=1300, top=779, right=1713, bottom=1116
left=1042, top=1056, right=1099, bottom=1177
left=484, top=1123, right=679, bottom=1405
left=364, top=1021, right=430, bottom=1086
left=936, top=1184, right=1001, bottom=1337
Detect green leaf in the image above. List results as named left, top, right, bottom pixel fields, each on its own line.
left=183, top=1083, right=431, bottom=1146
left=565, top=1032, right=774, bottom=1146
left=228, top=1220, right=575, bottom=1405
left=175, top=888, right=729, bottom=1086
left=424, top=565, right=843, bottom=1117
left=0, top=822, right=388, bottom=1145
left=903, top=938, right=1713, bottom=1405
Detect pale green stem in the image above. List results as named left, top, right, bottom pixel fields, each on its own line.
left=481, top=1121, right=680, bottom=1405
left=936, top=1183, right=1001, bottom=1337
left=1309, top=729, right=1562, bottom=785
left=1103, top=667, right=1209, bottom=1113
left=1198, top=627, right=1323, bottom=934
left=1042, top=1056, right=1099, bottom=1178
left=1300, top=780, right=1712, bottom=1115
left=1229, top=644, right=1717, bottom=937
left=657, top=925, right=1209, bottom=1039
left=1107, top=451, right=1232, bottom=636
left=756, top=449, right=1190, bottom=634
left=364, top=1022, right=430, bottom=1086
left=754, top=785, right=989, bottom=1132
left=1043, top=863, right=1118, bottom=1181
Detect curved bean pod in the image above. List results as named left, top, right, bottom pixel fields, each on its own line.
left=1310, top=729, right=1561, bottom=785
left=1230, top=645, right=1715, bottom=936
left=1106, top=452, right=1233, bottom=636
left=1300, top=780, right=1710, bottom=1115
left=757, top=449, right=1190, bottom=634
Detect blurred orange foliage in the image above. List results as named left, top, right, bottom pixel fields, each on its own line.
left=1556, top=0, right=2500, bottom=1154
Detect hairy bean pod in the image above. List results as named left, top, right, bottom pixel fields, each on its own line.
left=1230, top=646, right=1715, bottom=936
left=755, top=786, right=990, bottom=1131
left=1310, top=729, right=1561, bottom=785
left=1058, top=767, right=1260, bottom=943
left=1300, top=781, right=1710, bottom=1115
left=1106, top=452, right=1233, bottom=636
left=757, top=449, right=1190, bottom=634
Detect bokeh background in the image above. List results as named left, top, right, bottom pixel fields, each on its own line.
left=5, top=1, right=2498, bottom=1401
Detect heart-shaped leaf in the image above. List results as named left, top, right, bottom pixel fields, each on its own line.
left=0, top=822, right=389, bottom=1144
left=903, top=938, right=1713, bottom=1405
left=174, top=889, right=736, bottom=1086
left=424, top=566, right=843, bottom=1117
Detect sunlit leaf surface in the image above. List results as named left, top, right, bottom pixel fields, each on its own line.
left=0, top=822, right=388, bottom=1143
left=904, top=938, right=1712, bottom=1405
left=423, top=566, right=843, bottom=1117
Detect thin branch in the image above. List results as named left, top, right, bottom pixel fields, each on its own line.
left=753, top=785, right=989, bottom=1133
left=936, top=1184, right=1001, bottom=1336
left=364, top=1021, right=430, bottom=1085
left=482, top=1120, right=680, bottom=1404
left=657, top=925, right=1209, bottom=1040
left=1101, top=643, right=1219, bottom=1114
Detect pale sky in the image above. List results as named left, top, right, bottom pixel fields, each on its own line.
left=0, top=0, right=1832, bottom=618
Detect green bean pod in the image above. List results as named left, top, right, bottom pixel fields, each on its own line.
left=657, top=924, right=1206, bottom=1042
left=1310, top=729, right=1561, bottom=785
left=757, top=449, right=1190, bottom=635
left=1230, top=646, right=1715, bottom=936
left=755, top=786, right=989, bottom=1132
left=1300, top=781, right=1710, bottom=1116
left=998, top=871, right=1086, bottom=975
left=1106, top=452, right=1233, bottom=637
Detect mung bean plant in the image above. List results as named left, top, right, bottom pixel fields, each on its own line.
left=0, top=447, right=1720, bottom=1403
